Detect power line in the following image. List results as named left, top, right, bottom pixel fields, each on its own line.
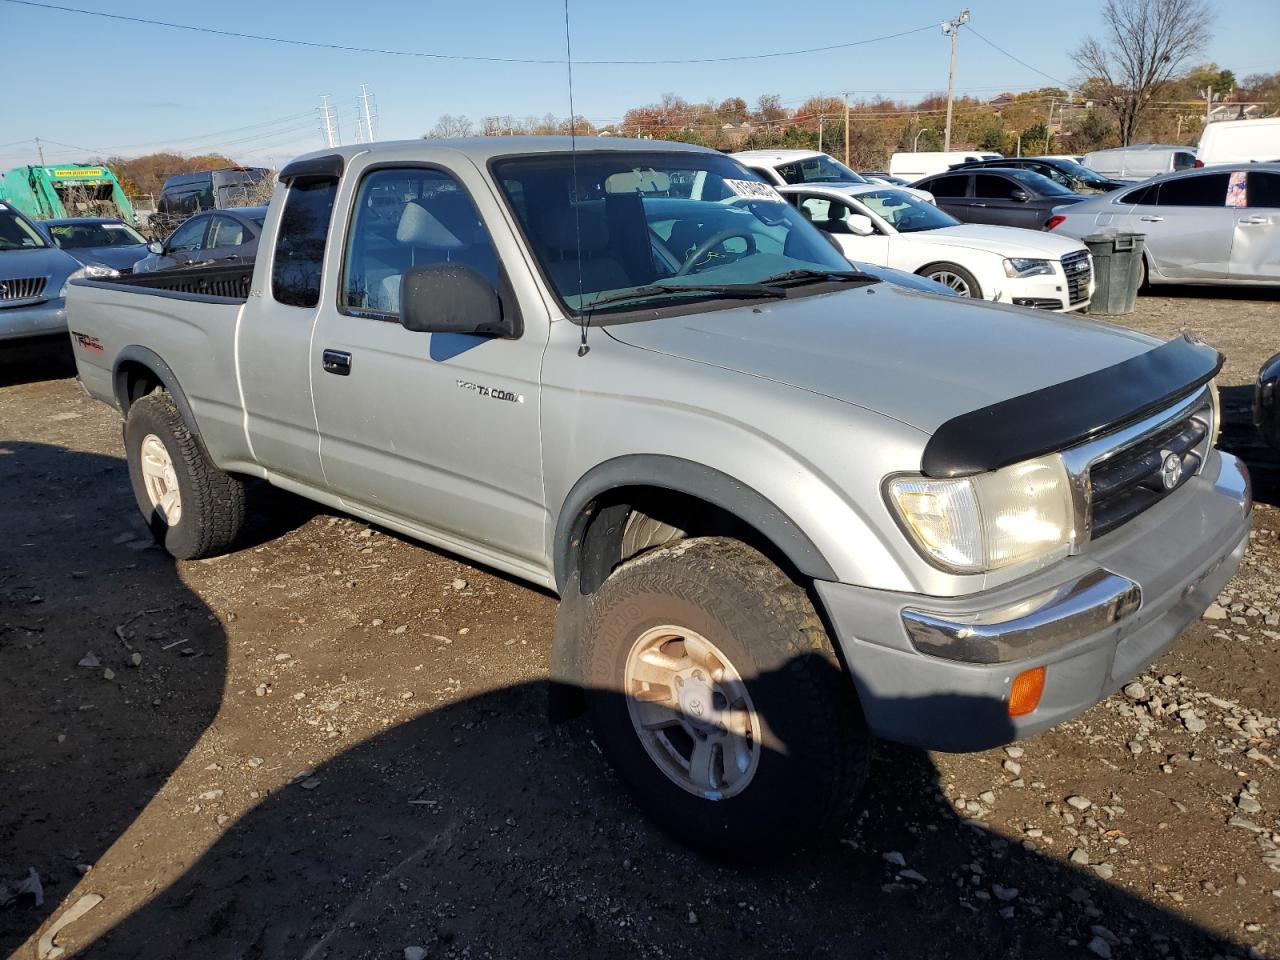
left=966, top=26, right=1071, bottom=89
left=1, top=0, right=935, bottom=65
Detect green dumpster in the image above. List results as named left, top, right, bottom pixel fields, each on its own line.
left=1081, top=233, right=1146, bottom=316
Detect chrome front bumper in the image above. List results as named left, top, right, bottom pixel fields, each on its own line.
left=816, top=451, right=1252, bottom=752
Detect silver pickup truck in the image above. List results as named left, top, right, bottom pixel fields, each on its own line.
left=67, top=138, right=1251, bottom=854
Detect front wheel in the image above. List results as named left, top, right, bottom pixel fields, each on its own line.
left=124, top=392, right=246, bottom=560
left=919, top=261, right=983, bottom=299
left=583, top=537, right=870, bottom=856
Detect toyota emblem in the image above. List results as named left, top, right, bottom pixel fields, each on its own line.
left=1160, top=452, right=1183, bottom=491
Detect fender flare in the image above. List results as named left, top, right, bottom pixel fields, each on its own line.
left=112, top=345, right=202, bottom=438
left=551, top=454, right=837, bottom=592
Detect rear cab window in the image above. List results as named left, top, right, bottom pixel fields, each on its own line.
left=1246, top=171, right=1280, bottom=208
left=272, top=177, right=339, bottom=307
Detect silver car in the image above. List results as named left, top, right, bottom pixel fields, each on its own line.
left=0, top=202, right=84, bottom=344
left=1049, top=164, right=1280, bottom=286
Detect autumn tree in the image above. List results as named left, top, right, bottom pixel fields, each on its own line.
left=1072, top=0, right=1214, bottom=145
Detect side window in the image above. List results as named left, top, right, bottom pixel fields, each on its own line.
left=272, top=177, right=339, bottom=308
left=1173, top=152, right=1198, bottom=171
left=341, top=167, right=499, bottom=318
left=207, top=216, right=246, bottom=249
left=799, top=195, right=834, bottom=225
left=975, top=175, right=1017, bottom=199
left=1247, top=172, right=1280, bottom=208
left=1117, top=183, right=1158, bottom=205
left=167, top=217, right=207, bottom=252
left=926, top=175, right=968, bottom=198
left=1155, top=173, right=1229, bottom=207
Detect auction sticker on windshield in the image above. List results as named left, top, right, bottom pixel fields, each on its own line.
left=725, top=179, right=785, bottom=202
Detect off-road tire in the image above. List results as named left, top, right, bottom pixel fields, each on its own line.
left=919, top=261, right=983, bottom=299
left=584, top=536, right=870, bottom=856
left=124, top=392, right=246, bottom=560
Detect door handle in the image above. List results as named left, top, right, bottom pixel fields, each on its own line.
left=1238, top=215, right=1267, bottom=225
left=322, top=349, right=352, bottom=376
left=1138, top=215, right=1164, bottom=222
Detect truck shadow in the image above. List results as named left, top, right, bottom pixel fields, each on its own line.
left=0, top=443, right=1252, bottom=960
left=0, top=441, right=226, bottom=955
left=75, top=678, right=1248, bottom=960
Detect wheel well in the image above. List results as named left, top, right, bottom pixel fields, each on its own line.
left=568, top=486, right=801, bottom=595
left=115, top=359, right=164, bottom=411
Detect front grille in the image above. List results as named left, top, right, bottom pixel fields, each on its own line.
left=1086, top=395, right=1212, bottom=539
left=1061, top=251, right=1091, bottom=305
left=0, top=275, right=49, bottom=303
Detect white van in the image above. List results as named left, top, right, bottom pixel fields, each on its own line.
left=888, top=151, right=1002, bottom=182
left=1082, top=145, right=1199, bottom=180
left=1198, top=118, right=1280, bottom=166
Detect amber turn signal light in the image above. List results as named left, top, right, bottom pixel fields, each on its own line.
left=1008, top=666, right=1046, bottom=717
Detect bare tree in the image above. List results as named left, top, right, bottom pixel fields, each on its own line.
left=1073, top=0, right=1214, bottom=145
left=423, top=114, right=475, bottom=139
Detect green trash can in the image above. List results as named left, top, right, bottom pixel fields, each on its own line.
left=1081, top=232, right=1146, bottom=316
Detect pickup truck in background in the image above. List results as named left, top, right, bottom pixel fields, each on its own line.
left=67, top=137, right=1252, bottom=854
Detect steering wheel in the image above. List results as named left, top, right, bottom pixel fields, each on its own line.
left=675, top=228, right=757, bottom=276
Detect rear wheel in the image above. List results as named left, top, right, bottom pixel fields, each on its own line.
left=583, top=537, right=870, bottom=855
left=919, top=261, right=983, bottom=298
left=124, top=393, right=246, bottom=560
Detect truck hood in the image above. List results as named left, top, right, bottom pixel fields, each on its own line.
left=902, top=224, right=1086, bottom=259
left=66, top=244, right=150, bottom=272
left=604, top=283, right=1157, bottom=435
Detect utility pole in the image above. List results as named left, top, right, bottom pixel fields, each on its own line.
left=941, top=9, right=969, bottom=151
left=358, top=84, right=378, bottom=144
left=320, top=96, right=339, bottom=148
left=844, top=93, right=850, bottom=167
left=35, top=137, right=46, bottom=165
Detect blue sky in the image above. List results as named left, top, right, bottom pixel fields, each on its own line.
left=1, top=0, right=1274, bottom=171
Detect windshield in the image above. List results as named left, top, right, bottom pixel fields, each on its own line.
left=0, top=209, right=48, bottom=250
left=854, top=189, right=960, bottom=233
left=774, top=155, right=868, bottom=185
left=47, top=221, right=146, bottom=248
left=1006, top=169, right=1077, bottom=197
left=493, top=152, right=856, bottom=314
left=1044, top=157, right=1107, bottom=183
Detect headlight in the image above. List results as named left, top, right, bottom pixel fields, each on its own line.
left=60, top=264, right=119, bottom=297
left=887, top=454, right=1075, bottom=573
left=1003, top=257, right=1054, bottom=278
left=1208, top=377, right=1221, bottom=447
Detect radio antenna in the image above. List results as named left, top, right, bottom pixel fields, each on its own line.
left=563, top=0, right=589, bottom=356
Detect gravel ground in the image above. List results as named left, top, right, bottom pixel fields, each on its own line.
left=1, top=289, right=1279, bottom=960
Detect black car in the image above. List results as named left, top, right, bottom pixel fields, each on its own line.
left=1258, top=351, right=1280, bottom=450
left=947, top=156, right=1127, bottom=194
left=156, top=167, right=271, bottom=219
left=910, top=168, right=1087, bottom=230
left=134, top=206, right=267, bottom=274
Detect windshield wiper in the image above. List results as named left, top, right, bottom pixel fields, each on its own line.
left=584, top=282, right=787, bottom=310
left=756, top=268, right=881, bottom=288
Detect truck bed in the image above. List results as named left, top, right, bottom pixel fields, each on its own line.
left=66, top=266, right=253, bottom=465
left=109, top=262, right=253, bottom=301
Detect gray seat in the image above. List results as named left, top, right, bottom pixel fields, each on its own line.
left=538, top=211, right=631, bottom=298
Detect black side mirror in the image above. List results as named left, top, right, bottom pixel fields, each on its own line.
left=1010, top=189, right=1029, bottom=202
left=400, top=263, right=520, bottom=338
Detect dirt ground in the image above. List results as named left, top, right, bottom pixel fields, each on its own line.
left=2, top=288, right=1279, bottom=960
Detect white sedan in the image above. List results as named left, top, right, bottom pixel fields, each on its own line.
left=777, top=183, right=1095, bottom=312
